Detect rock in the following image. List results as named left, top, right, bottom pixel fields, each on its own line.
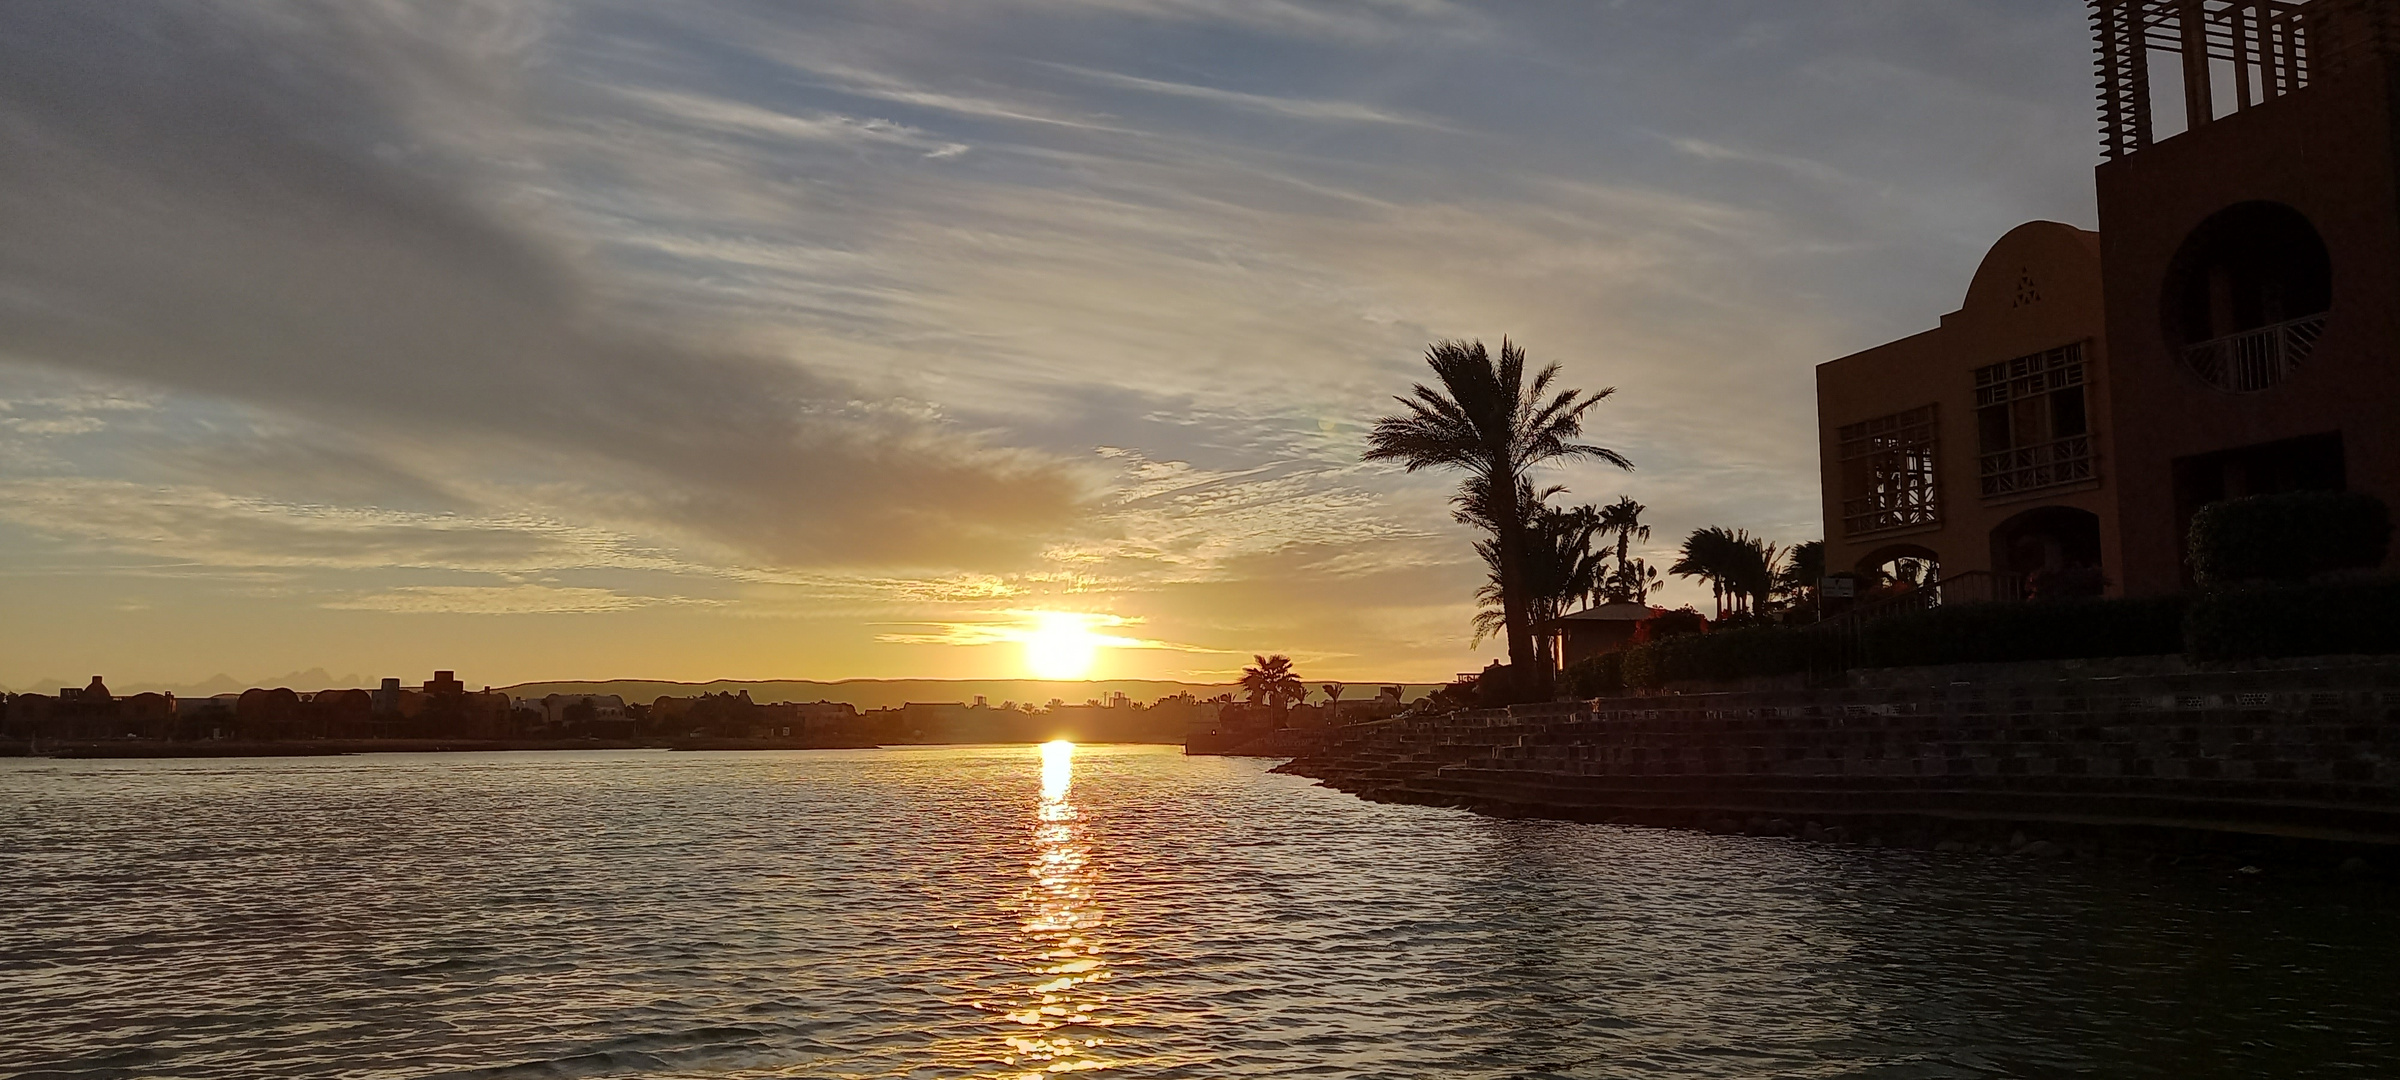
left=1766, top=818, right=1795, bottom=837
left=1822, top=825, right=1851, bottom=843
left=2023, top=840, right=2067, bottom=858
left=1934, top=839, right=1970, bottom=853
left=2009, top=830, right=2030, bottom=851
left=1803, top=821, right=1826, bottom=841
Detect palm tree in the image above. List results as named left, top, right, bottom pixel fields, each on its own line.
left=1605, top=557, right=1660, bottom=605
left=1364, top=339, right=1629, bottom=676
left=1776, top=540, right=1826, bottom=607
left=1320, top=682, right=1346, bottom=722
left=1240, top=654, right=1304, bottom=709
left=1595, top=496, right=1652, bottom=604
left=1470, top=499, right=1606, bottom=667
left=1670, top=527, right=1780, bottom=619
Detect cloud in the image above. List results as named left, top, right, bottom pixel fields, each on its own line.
left=0, top=479, right=672, bottom=574
left=0, top=2, right=1090, bottom=572
left=874, top=610, right=1216, bottom=652
left=325, top=584, right=705, bottom=614
left=1044, top=65, right=1454, bottom=128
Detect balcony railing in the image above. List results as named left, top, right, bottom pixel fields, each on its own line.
left=2181, top=312, right=2327, bottom=393
left=1980, top=434, right=2095, bottom=498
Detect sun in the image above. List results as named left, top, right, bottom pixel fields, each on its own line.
left=1023, top=612, right=1103, bottom=680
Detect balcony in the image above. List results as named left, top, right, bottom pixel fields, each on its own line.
left=1980, top=434, right=2096, bottom=498
left=2181, top=312, right=2327, bottom=393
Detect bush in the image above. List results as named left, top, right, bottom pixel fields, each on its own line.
left=1472, top=662, right=1547, bottom=708
left=2188, top=491, right=2391, bottom=584
left=1857, top=595, right=2187, bottom=668
left=1622, top=624, right=1819, bottom=689
left=1633, top=607, right=1709, bottom=643
left=1559, top=651, right=1625, bottom=699
left=2184, top=577, right=2400, bottom=661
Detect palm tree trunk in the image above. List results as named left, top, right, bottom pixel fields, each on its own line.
left=1490, top=472, right=1540, bottom=680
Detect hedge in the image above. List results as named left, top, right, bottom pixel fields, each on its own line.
left=1560, top=651, right=1625, bottom=698
left=2184, top=577, right=2400, bottom=661
left=1619, top=624, right=1819, bottom=690
left=1558, top=578, right=2400, bottom=697
left=2188, top=491, right=2391, bottom=584
left=1857, top=595, right=2187, bottom=668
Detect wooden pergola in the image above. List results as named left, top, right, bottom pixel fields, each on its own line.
left=2092, top=0, right=2357, bottom=157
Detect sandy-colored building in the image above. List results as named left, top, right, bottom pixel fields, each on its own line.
left=1818, top=223, right=2118, bottom=594
left=1819, top=0, right=2395, bottom=597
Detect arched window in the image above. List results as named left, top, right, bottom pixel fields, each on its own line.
left=2161, top=201, right=2330, bottom=392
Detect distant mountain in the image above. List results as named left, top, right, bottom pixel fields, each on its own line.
left=7, top=669, right=368, bottom=697
left=495, top=677, right=1444, bottom=711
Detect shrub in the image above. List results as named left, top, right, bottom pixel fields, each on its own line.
left=1559, top=651, right=1625, bottom=699
left=2184, top=577, right=2400, bottom=661
left=1856, top=595, right=2187, bottom=668
left=1472, top=662, right=1546, bottom=708
left=1633, top=607, right=1708, bottom=644
left=1622, top=624, right=1818, bottom=689
left=2188, top=491, right=2391, bottom=585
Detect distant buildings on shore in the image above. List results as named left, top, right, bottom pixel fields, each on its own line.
left=0, top=672, right=1375, bottom=747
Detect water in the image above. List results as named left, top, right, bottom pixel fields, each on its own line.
left=1, top=745, right=2393, bottom=1079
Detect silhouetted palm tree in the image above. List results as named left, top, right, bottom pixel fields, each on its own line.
left=1595, top=496, right=1652, bottom=604
left=1240, top=654, right=1304, bottom=709
left=1471, top=500, right=1605, bottom=667
left=1776, top=540, right=1826, bottom=606
left=1364, top=339, right=1629, bottom=675
left=1604, top=557, right=1661, bottom=605
left=1319, top=682, right=1346, bottom=721
left=1671, top=527, right=1781, bottom=619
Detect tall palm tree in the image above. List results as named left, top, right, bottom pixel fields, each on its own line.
left=1240, top=654, right=1304, bottom=709
left=1595, top=496, right=1651, bottom=604
left=1470, top=500, right=1606, bottom=667
left=1364, top=339, right=1629, bottom=675
left=1319, top=682, right=1346, bottom=722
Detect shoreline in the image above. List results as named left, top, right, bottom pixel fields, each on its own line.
left=3, top=737, right=879, bottom=759
left=2, top=736, right=1190, bottom=760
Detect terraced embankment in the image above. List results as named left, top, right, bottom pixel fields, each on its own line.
left=1275, top=661, right=2400, bottom=861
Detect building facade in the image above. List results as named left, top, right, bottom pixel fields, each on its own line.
left=1818, top=0, right=2398, bottom=596
left=1817, top=222, right=2119, bottom=595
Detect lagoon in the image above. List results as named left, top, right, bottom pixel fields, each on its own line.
left=2, top=745, right=2393, bottom=1078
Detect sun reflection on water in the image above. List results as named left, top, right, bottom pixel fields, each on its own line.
left=1001, top=740, right=1116, bottom=1077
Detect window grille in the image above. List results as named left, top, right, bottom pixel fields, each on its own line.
left=1838, top=405, right=1940, bottom=536
left=1975, top=343, right=2097, bottom=498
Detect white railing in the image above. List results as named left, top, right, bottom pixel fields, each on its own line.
left=2182, top=312, right=2326, bottom=393
left=1980, top=434, right=2095, bottom=497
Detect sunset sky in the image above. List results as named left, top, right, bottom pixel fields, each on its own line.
left=0, top=1, right=2104, bottom=689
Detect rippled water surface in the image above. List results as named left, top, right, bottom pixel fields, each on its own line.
left=3, top=745, right=2395, bottom=1078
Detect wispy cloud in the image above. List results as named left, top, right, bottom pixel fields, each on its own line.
left=1044, top=64, right=1454, bottom=129
left=326, top=584, right=711, bottom=615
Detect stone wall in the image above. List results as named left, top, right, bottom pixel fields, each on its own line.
left=1280, top=660, right=2400, bottom=853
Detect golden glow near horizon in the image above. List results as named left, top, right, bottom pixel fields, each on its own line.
left=1006, top=739, right=1113, bottom=1075
left=1023, top=612, right=1106, bottom=680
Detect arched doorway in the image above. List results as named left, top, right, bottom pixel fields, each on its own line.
left=1855, top=542, right=1940, bottom=595
left=1990, top=506, right=2104, bottom=599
